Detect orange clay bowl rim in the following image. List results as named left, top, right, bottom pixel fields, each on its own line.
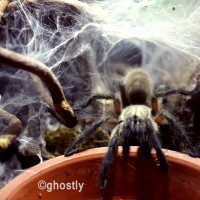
left=0, top=146, right=200, bottom=196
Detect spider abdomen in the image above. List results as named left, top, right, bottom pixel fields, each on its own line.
left=123, top=68, right=153, bottom=105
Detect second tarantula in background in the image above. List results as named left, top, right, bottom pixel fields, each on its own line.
left=65, top=68, right=195, bottom=189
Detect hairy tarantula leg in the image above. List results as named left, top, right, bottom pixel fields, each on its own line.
left=161, top=112, right=196, bottom=155
left=151, top=97, right=159, bottom=116
left=119, top=83, right=129, bottom=107
left=122, top=118, right=132, bottom=155
left=99, top=126, right=120, bottom=190
left=64, top=117, right=109, bottom=156
left=73, top=93, right=121, bottom=115
left=122, top=138, right=130, bottom=155
left=145, top=118, right=169, bottom=171
left=137, top=123, right=151, bottom=157
left=154, top=87, right=200, bottom=98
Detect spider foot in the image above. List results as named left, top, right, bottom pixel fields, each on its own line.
left=64, top=146, right=77, bottom=156
left=158, top=158, right=169, bottom=172
left=154, top=149, right=169, bottom=172
left=99, top=178, right=107, bottom=190
left=188, top=151, right=200, bottom=158
left=141, top=145, right=151, bottom=158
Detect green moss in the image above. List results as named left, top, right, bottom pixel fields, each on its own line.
left=0, top=135, right=16, bottom=155
left=44, top=126, right=78, bottom=155
left=78, top=128, right=109, bottom=152
left=44, top=126, right=109, bottom=156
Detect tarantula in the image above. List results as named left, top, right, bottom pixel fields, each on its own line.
left=65, top=68, right=195, bottom=189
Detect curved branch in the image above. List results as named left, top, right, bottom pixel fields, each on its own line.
left=0, top=47, right=77, bottom=128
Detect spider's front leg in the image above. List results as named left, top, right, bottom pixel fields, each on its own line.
left=64, top=117, right=109, bottom=156
left=99, top=125, right=121, bottom=190
left=73, top=93, right=121, bottom=115
left=159, top=111, right=196, bottom=156
left=145, top=118, right=169, bottom=171
left=151, top=95, right=196, bottom=156
left=153, top=86, right=200, bottom=156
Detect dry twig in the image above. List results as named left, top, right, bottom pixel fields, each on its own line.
left=0, top=47, right=78, bottom=128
